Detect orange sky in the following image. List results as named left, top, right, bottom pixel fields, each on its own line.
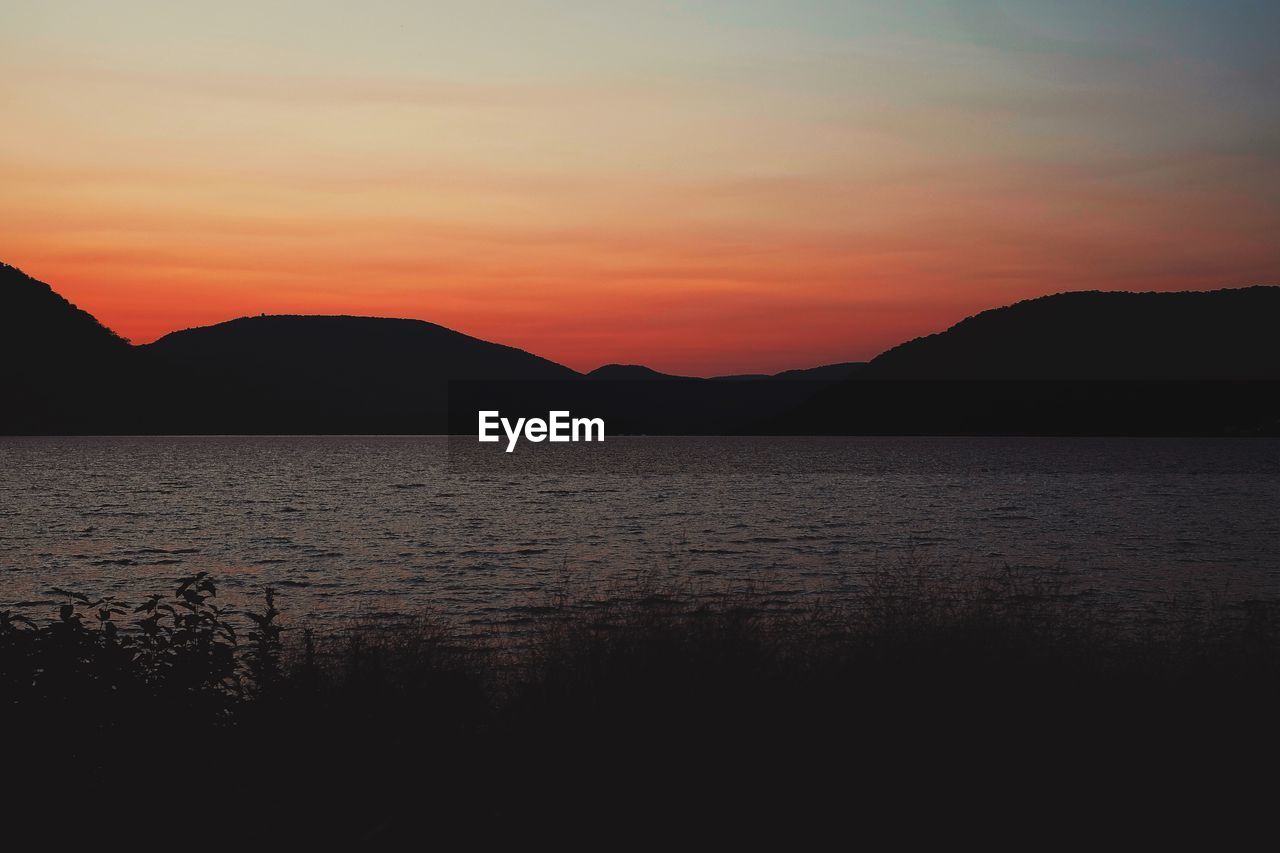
left=3, top=2, right=1278, bottom=375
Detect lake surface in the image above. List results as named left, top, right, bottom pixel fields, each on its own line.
left=2, top=436, right=1278, bottom=625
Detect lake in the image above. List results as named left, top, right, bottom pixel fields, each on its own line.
left=2, top=436, right=1278, bottom=625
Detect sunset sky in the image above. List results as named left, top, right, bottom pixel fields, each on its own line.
left=3, top=1, right=1278, bottom=375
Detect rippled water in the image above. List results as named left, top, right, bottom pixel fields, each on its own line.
left=2, top=436, right=1278, bottom=624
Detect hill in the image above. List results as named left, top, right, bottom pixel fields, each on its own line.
left=4, top=262, right=1277, bottom=435
left=0, top=264, right=135, bottom=432
left=785, top=287, right=1280, bottom=435
left=863, top=288, right=1280, bottom=380
left=586, top=362, right=865, bottom=381
left=0, top=263, right=129, bottom=358
left=586, top=364, right=689, bottom=381
left=142, top=315, right=579, bottom=432
left=770, top=362, right=866, bottom=382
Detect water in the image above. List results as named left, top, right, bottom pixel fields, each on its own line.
left=2, top=436, right=1278, bottom=625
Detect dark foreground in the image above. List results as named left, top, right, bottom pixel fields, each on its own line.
left=4, top=569, right=1278, bottom=843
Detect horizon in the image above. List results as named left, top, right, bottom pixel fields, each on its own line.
left=14, top=258, right=1277, bottom=378
left=3, top=1, right=1279, bottom=375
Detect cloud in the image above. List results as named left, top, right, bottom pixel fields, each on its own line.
left=18, top=62, right=551, bottom=108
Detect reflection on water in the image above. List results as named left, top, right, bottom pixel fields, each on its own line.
left=2, top=436, right=1278, bottom=625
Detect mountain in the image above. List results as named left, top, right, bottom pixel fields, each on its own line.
left=1, top=263, right=136, bottom=433
left=769, top=362, right=866, bottom=382
left=146, top=314, right=576, bottom=381
left=708, top=373, right=769, bottom=381
left=4, top=260, right=1278, bottom=435
left=711, top=362, right=865, bottom=382
left=0, top=262, right=582, bottom=433
left=0, top=263, right=129, bottom=358
left=587, top=362, right=866, bottom=381
left=786, top=287, right=1280, bottom=435
left=141, top=315, right=579, bottom=432
left=587, top=364, right=690, bottom=381
left=566, top=363, right=865, bottom=434
left=862, top=288, right=1280, bottom=380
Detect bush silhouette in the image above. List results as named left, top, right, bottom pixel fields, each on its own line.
left=3, top=567, right=1278, bottom=842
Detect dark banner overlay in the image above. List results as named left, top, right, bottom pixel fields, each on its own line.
left=446, top=379, right=1280, bottom=444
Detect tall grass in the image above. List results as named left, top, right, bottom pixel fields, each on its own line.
left=3, top=566, right=1278, bottom=841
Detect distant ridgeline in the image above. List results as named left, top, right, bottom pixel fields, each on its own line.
left=2, top=261, right=1278, bottom=435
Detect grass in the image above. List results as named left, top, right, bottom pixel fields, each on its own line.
left=3, top=566, right=1278, bottom=841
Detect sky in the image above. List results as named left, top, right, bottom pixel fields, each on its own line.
left=2, top=1, right=1278, bottom=375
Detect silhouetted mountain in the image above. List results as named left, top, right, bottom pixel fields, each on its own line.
left=770, top=362, right=866, bottom=382
left=1, top=263, right=136, bottom=432
left=142, top=315, right=579, bottom=432
left=0, top=263, right=129, bottom=357
left=586, top=364, right=690, bottom=381
left=148, top=314, right=576, bottom=380
left=712, top=362, right=865, bottom=382
left=785, top=287, right=1280, bottom=435
left=4, top=261, right=1278, bottom=435
left=862, top=288, right=1280, bottom=380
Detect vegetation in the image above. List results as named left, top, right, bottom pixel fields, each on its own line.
left=3, top=567, right=1277, bottom=840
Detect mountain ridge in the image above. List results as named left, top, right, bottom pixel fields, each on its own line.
left=863, top=286, right=1280, bottom=380
left=144, top=313, right=579, bottom=380
left=3, top=261, right=1278, bottom=434
left=1, top=262, right=130, bottom=356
